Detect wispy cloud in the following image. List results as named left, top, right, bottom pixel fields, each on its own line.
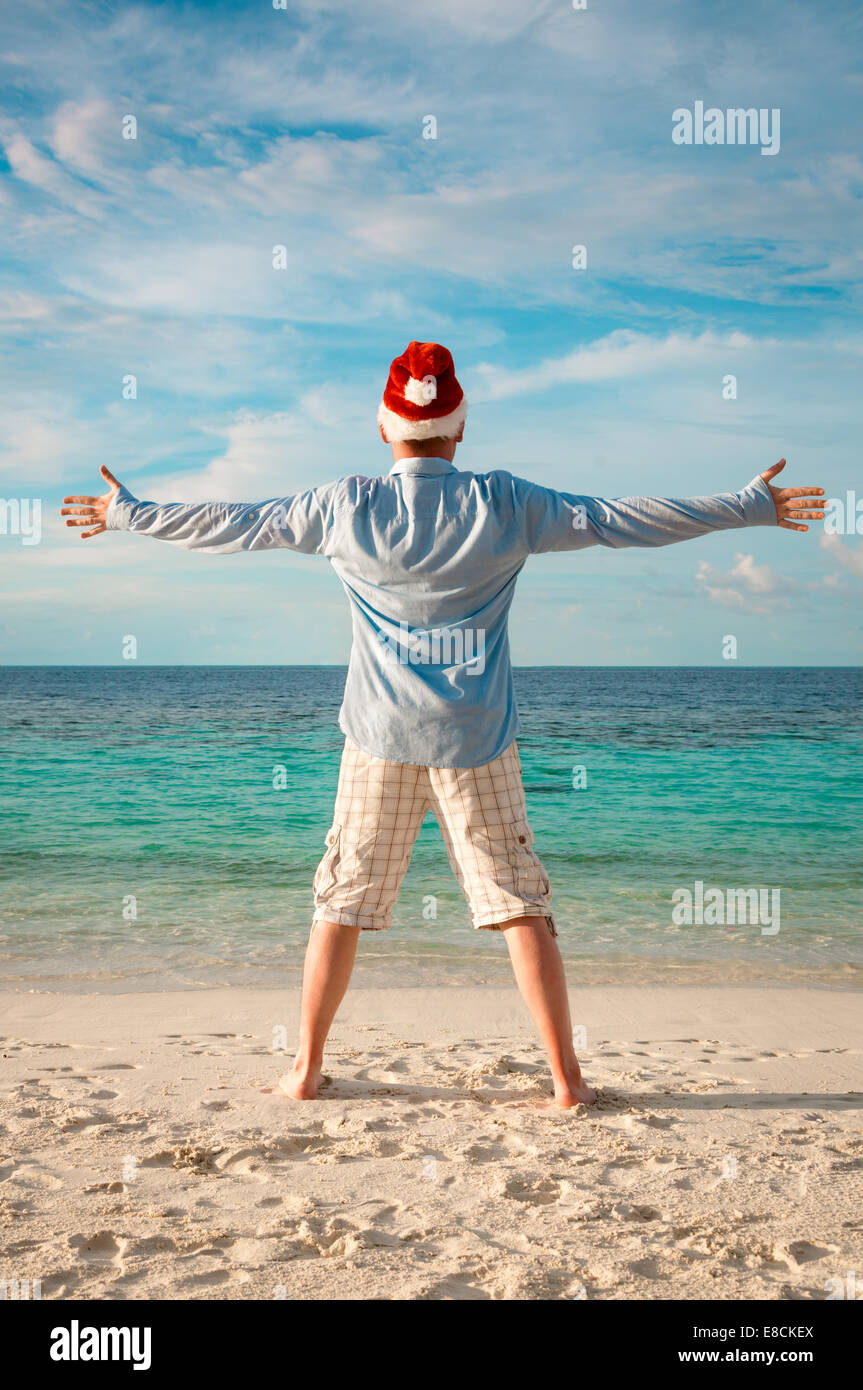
left=473, top=330, right=756, bottom=401
left=695, top=552, right=792, bottom=613
left=820, top=532, right=863, bottom=577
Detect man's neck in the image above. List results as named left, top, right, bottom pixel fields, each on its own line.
left=390, top=440, right=459, bottom=464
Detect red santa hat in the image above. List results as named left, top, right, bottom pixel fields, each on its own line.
left=377, top=341, right=467, bottom=442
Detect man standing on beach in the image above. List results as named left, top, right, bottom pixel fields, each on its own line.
left=62, top=341, right=824, bottom=1108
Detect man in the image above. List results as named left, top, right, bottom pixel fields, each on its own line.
left=62, top=341, right=824, bottom=1108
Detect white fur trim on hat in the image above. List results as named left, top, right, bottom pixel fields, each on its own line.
left=404, top=374, right=437, bottom=406
left=377, top=397, right=467, bottom=443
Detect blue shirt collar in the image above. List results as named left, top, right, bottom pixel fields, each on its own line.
left=388, top=457, right=458, bottom=478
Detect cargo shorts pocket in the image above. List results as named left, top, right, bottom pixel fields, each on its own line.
left=507, top=819, right=549, bottom=897
left=313, top=824, right=341, bottom=898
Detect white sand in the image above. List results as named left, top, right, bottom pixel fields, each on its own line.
left=1, top=985, right=861, bottom=1301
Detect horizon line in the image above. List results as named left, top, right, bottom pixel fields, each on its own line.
left=1, top=663, right=860, bottom=672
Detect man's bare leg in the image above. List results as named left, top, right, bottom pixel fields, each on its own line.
left=499, top=916, right=596, bottom=1109
left=279, top=919, right=361, bottom=1100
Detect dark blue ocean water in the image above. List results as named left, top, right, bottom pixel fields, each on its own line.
left=0, top=666, right=860, bottom=990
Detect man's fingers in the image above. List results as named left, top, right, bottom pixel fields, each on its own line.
left=761, top=458, right=786, bottom=481
left=778, top=519, right=809, bottom=532
left=775, top=488, right=824, bottom=500
left=62, top=472, right=118, bottom=533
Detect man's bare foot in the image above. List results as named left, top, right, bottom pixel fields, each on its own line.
left=553, top=1069, right=597, bottom=1110
left=278, top=1061, right=323, bottom=1100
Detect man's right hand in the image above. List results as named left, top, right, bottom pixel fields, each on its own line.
left=61, top=466, right=123, bottom=539
left=759, top=459, right=825, bottom=532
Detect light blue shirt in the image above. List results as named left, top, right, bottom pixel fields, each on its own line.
left=106, top=459, right=776, bottom=767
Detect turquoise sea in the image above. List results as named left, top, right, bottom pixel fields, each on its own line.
left=0, top=666, right=860, bottom=991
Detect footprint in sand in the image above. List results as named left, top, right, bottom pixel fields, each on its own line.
left=416, top=1274, right=491, bottom=1300
left=68, top=1230, right=127, bottom=1264
left=177, top=1268, right=234, bottom=1288
left=7, top=1165, right=64, bottom=1189
left=498, top=1174, right=563, bottom=1206
left=57, top=1109, right=115, bottom=1132
left=611, top=1202, right=662, bottom=1222
left=214, top=1147, right=272, bottom=1178
left=627, top=1111, right=676, bottom=1129
left=767, top=1240, right=836, bottom=1270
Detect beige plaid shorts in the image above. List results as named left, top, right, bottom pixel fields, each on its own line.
left=312, top=737, right=556, bottom=935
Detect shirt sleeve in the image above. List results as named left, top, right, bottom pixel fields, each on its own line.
left=104, top=483, right=337, bottom=555
left=513, top=473, right=777, bottom=554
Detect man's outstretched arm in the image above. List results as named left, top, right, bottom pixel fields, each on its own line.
left=61, top=467, right=334, bottom=554
left=515, top=460, right=824, bottom=554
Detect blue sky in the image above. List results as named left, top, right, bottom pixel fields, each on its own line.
left=1, top=0, right=862, bottom=665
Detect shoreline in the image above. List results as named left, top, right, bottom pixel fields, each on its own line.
left=3, top=955, right=861, bottom=996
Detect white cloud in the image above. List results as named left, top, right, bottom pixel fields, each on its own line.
left=49, top=99, right=117, bottom=179
left=0, top=409, right=80, bottom=482
left=820, top=532, right=863, bottom=577
left=2, top=131, right=102, bottom=218
left=0, top=289, right=59, bottom=323
left=137, top=411, right=310, bottom=501
left=473, top=330, right=754, bottom=401
left=695, top=552, right=790, bottom=613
